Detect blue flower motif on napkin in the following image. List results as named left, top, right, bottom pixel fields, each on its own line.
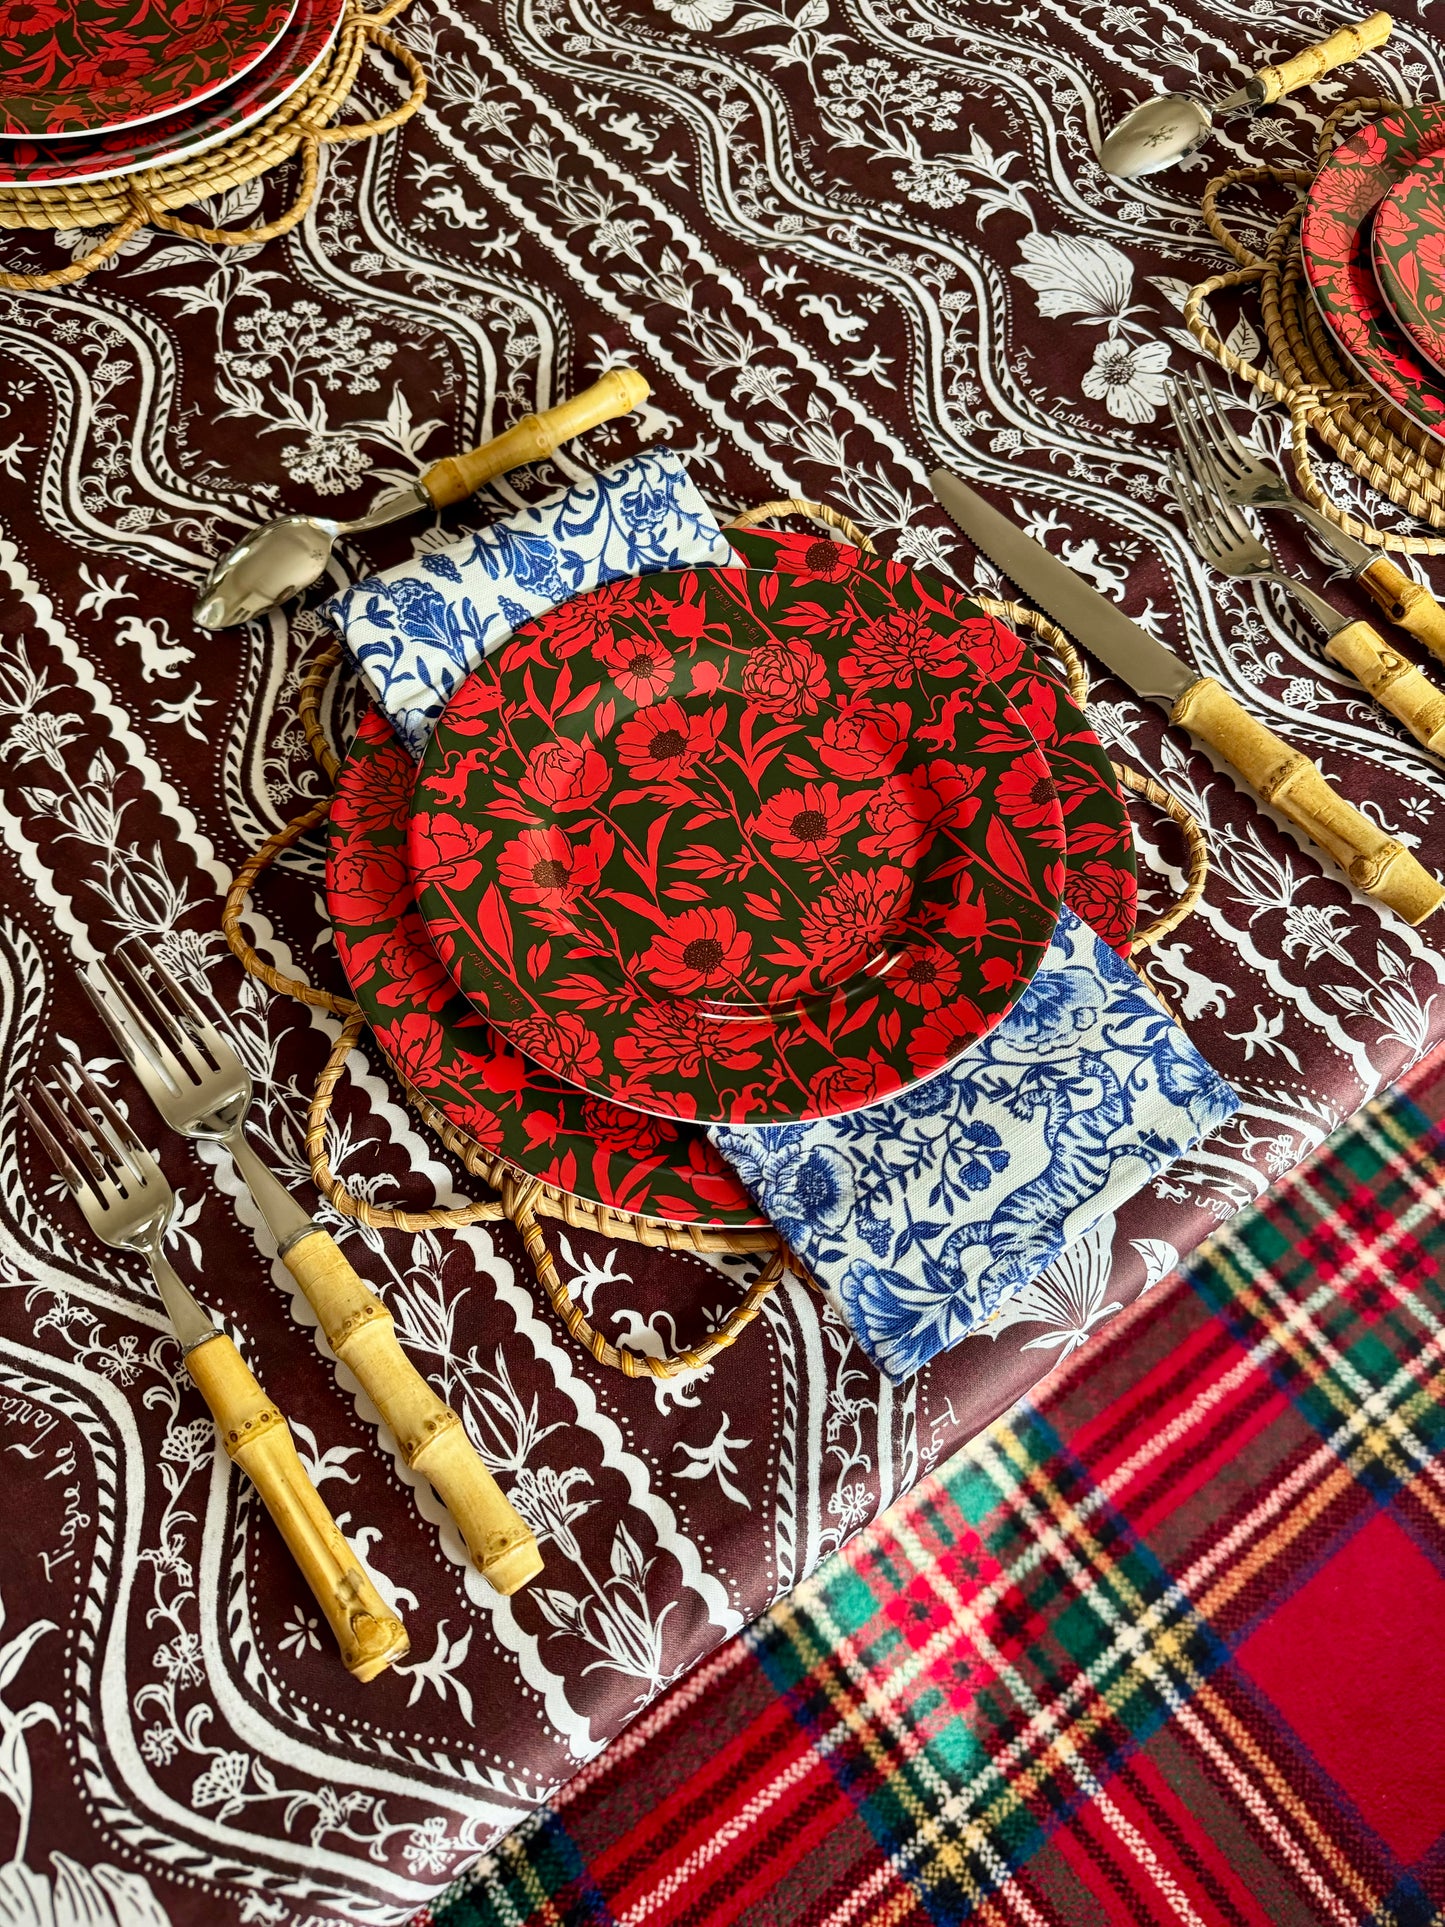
left=325, top=445, right=738, bottom=757
left=711, top=908, right=1239, bottom=1382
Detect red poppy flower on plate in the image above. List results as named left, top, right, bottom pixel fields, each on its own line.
left=861, top=761, right=984, bottom=862
left=837, top=609, right=967, bottom=691
left=520, top=736, right=610, bottom=814
left=807, top=1053, right=903, bottom=1114
left=788, top=537, right=854, bottom=583
left=505, top=1010, right=604, bottom=1082
left=887, top=940, right=963, bottom=1009
left=741, top=639, right=829, bottom=720
left=749, top=781, right=870, bottom=862
left=374, top=1013, right=447, bottom=1089
left=904, top=994, right=989, bottom=1074
left=0, top=0, right=63, bottom=30
left=799, top=866, right=914, bottom=969
left=818, top=698, right=912, bottom=779
left=65, top=42, right=153, bottom=88
left=615, top=1001, right=772, bottom=1080
left=329, top=845, right=414, bottom=925
left=496, top=824, right=600, bottom=910
left=615, top=699, right=722, bottom=782
left=597, top=627, right=675, bottom=705
left=640, top=906, right=751, bottom=995
left=410, top=812, right=493, bottom=892
left=581, top=1097, right=671, bottom=1159
left=995, top=760, right=1062, bottom=835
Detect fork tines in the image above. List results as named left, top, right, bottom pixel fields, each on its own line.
left=21, top=1059, right=164, bottom=1210
left=1167, top=367, right=1257, bottom=484
left=83, top=945, right=226, bottom=1098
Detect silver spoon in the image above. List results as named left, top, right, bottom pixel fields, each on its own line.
left=1098, top=10, right=1391, bottom=180
left=193, top=367, right=651, bottom=630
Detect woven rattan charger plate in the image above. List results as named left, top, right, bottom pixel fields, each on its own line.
left=222, top=503, right=1207, bottom=1380
left=1185, top=98, right=1445, bottom=552
left=0, top=0, right=424, bottom=293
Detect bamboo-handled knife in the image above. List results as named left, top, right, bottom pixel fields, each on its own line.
left=930, top=470, right=1445, bottom=927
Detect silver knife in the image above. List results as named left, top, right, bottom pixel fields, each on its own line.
left=930, top=469, right=1444, bottom=927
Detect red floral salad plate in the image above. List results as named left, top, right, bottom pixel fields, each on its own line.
left=1301, top=103, right=1445, bottom=443
left=0, top=0, right=298, bottom=139
left=407, top=566, right=1067, bottom=1127
left=728, top=529, right=1138, bottom=954
left=328, top=540, right=1134, bottom=1220
left=1372, top=155, right=1445, bottom=379
left=0, top=0, right=341, bottom=185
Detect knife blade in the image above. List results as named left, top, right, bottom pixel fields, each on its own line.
left=929, top=469, right=1445, bottom=927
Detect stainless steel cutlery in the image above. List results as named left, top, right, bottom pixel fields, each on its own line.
left=1168, top=368, right=1445, bottom=663
left=1168, top=449, right=1445, bottom=756
left=83, top=947, right=543, bottom=1597
left=23, top=1066, right=409, bottom=1683
left=930, top=467, right=1445, bottom=925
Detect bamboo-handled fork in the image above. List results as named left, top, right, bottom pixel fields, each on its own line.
left=1169, top=452, right=1445, bottom=755
left=22, top=1066, right=409, bottom=1682
left=83, top=948, right=543, bottom=1597
left=1168, top=369, right=1445, bottom=664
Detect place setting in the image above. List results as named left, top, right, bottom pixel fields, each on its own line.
left=10, top=0, right=1445, bottom=1917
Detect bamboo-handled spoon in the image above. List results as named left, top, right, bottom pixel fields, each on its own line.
left=1099, top=12, right=1391, bottom=179
left=193, top=367, right=651, bottom=630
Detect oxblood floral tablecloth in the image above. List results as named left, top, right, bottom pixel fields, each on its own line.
left=2, top=0, right=1444, bottom=1920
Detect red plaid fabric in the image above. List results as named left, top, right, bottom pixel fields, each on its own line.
left=430, top=1044, right=1445, bottom=1926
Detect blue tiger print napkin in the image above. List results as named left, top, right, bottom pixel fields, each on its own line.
left=710, top=907, right=1239, bottom=1383
left=326, top=446, right=738, bottom=757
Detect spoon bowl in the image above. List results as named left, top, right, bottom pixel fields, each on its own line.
left=194, top=515, right=342, bottom=629
left=1098, top=95, right=1213, bottom=179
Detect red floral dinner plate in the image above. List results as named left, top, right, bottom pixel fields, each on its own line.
left=727, top=528, right=1138, bottom=952
left=329, top=550, right=1134, bottom=1220
left=0, top=0, right=299, bottom=139
left=408, top=566, right=1067, bottom=1127
left=1301, top=103, right=1445, bottom=442
left=0, top=0, right=342, bottom=185
left=1372, top=155, right=1445, bottom=379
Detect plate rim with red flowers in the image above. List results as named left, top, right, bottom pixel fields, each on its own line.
left=407, top=564, right=1069, bottom=1127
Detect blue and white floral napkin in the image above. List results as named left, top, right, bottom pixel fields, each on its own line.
left=711, top=908, right=1239, bottom=1383
left=326, top=446, right=739, bottom=757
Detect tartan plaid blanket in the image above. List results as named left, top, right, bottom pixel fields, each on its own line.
left=429, top=1049, right=1445, bottom=1926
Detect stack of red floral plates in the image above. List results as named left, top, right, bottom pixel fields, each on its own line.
left=0, top=0, right=346, bottom=188
left=327, top=531, right=1139, bottom=1229
left=1303, top=103, right=1445, bottom=443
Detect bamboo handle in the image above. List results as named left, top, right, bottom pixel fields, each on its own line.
left=1355, top=556, right=1445, bottom=667
left=1171, top=676, right=1444, bottom=923
left=1324, top=619, right=1445, bottom=753
left=184, top=1332, right=409, bottom=1682
left=419, top=369, right=652, bottom=509
left=1254, top=12, right=1391, bottom=102
left=281, top=1229, right=543, bottom=1594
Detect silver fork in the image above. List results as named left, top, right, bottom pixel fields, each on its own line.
left=83, top=947, right=542, bottom=1596
left=1167, top=369, right=1445, bottom=665
left=1168, top=452, right=1445, bottom=756
left=22, top=1064, right=408, bottom=1681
